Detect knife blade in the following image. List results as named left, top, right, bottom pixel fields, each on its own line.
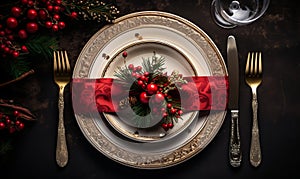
left=227, top=35, right=242, bottom=167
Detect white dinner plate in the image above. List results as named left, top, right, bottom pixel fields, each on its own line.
left=72, top=11, right=227, bottom=169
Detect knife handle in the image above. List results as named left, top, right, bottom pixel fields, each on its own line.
left=229, top=110, right=242, bottom=167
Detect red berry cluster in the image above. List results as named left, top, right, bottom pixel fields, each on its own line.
left=0, top=0, right=78, bottom=58
left=126, top=62, right=184, bottom=131
left=0, top=111, right=25, bottom=134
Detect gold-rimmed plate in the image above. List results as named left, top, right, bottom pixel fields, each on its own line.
left=103, top=41, right=200, bottom=143
left=72, top=11, right=227, bottom=169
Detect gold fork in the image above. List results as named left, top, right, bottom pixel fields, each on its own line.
left=53, top=50, right=71, bottom=167
left=245, top=52, right=262, bottom=167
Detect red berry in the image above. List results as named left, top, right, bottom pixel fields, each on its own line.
left=5, top=118, right=11, bottom=127
left=167, top=123, right=173, bottom=129
left=163, top=112, right=168, bottom=117
left=52, top=24, right=59, bottom=32
left=18, top=29, right=28, bottom=39
left=53, top=6, right=60, bottom=12
left=147, top=84, right=158, bottom=95
left=131, top=72, right=137, bottom=78
left=13, top=110, right=20, bottom=117
left=177, top=110, right=183, bottom=115
left=167, top=103, right=172, bottom=108
left=0, top=122, right=5, bottom=130
left=144, top=71, right=149, bottom=76
left=139, top=92, right=149, bottom=104
left=137, top=80, right=144, bottom=86
left=27, top=0, right=34, bottom=6
left=4, top=47, right=10, bottom=53
left=45, top=21, right=53, bottom=28
left=47, top=5, right=53, bottom=12
left=70, top=12, right=78, bottom=19
left=55, top=0, right=62, bottom=5
left=58, top=21, right=65, bottom=29
left=135, top=66, right=142, bottom=71
left=15, top=120, right=21, bottom=126
left=0, top=44, right=5, bottom=50
left=170, top=108, right=177, bottom=114
left=154, top=92, right=165, bottom=103
left=21, top=45, right=28, bottom=52
left=12, top=51, right=19, bottom=58
left=122, top=51, right=128, bottom=58
left=11, top=7, right=22, bottom=17
left=21, top=0, right=28, bottom=5
left=6, top=17, right=18, bottom=29
left=139, top=75, right=146, bottom=81
left=128, top=64, right=134, bottom=70
left=17, top=122, right=25, bottom=130
left=162, top=123, right=168, bottom=130
left=135, top=74, right=141, bottom=79
left=53, top=14, right=60, bottom=20
left=26, top=22, right=38, bottom=33
left=38, top=9, right=47, bottom=20
left=27, top=9, right=38, bottom=20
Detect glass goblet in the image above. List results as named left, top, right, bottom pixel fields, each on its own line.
left=211, top=0, right=270, bottom=28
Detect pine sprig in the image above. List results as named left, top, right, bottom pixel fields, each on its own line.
left=25, top=35, right=59, bottom=60
left=131, top=103, right=152, bottom=128
left=113, top=52, right=187, bottom=130
left=9, top=57, right=31, bottom=78
left=114, top=66, right=135, bottom=83
left=142, top=54, right=166, bottom=78
left=66, top=0, right=119, bottom=22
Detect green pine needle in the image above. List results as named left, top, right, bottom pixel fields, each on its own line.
left=25, top=35, right=59, bottom=60
left=9, top=57, right=31, bottom=78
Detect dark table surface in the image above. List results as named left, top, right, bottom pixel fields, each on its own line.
left=1, top=0, right=299, bottom=178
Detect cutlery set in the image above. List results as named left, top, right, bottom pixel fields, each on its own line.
left=51, top=37, right=263, bottom=168
left=227, top=35, right=263, bottom=167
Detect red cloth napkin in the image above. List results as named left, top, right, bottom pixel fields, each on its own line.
left=71, top=76, right=228, bottom=113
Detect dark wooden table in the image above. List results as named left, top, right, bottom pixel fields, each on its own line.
left=1, top=0, right=299, bottom=178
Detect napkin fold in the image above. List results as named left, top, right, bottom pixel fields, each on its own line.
left=71, top=76, right=228, bottom=114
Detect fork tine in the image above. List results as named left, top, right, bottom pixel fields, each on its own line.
left=59, top=51, right=65, bottom=73
left=54, top=51, right=58, bottom=72
left=245, top=52, right=250, bottom=74
left=58, top=51, right=63, bottom=74
left=63, top=51, right=71, bottom=72
left=254, top=52, right=258, bottom=75
left=258, top=52, right=262, bottom=74
left=250, top=52, right=255, bottom=75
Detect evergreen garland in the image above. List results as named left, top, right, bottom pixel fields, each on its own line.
left=0, top=0, right=119, bottom=80
left=0, top=0, right=119, bottom=156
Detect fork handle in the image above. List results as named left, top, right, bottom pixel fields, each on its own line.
left=250, top=92, right=261, bottom=167
left=56, top=86, right=68, bottom=167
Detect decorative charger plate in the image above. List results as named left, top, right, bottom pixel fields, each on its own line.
left=72, top=11, right=228, bottom=169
